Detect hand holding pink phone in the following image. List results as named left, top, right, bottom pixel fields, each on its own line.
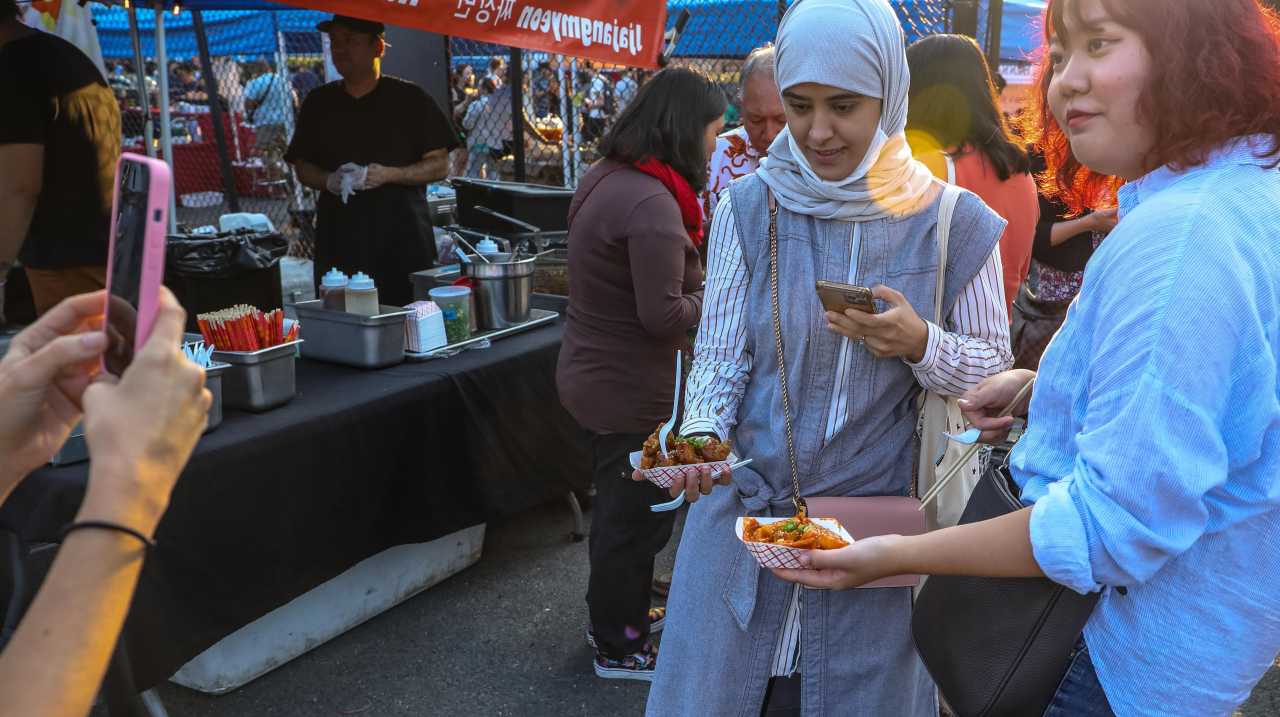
left=103, top=154, right=171, bottom=377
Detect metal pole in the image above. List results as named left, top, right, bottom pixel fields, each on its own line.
left=509, top=47, right=526, bottom=183
left=126, top=6, right=155, bottom=158
left=154, top=6, right=177, bottom=233
left=953, top=0, right=980, bottom=39
left=191, top=9, right=241, bottom=212
left=570, top=57, right=582, bottom=183
left=558, top=55, right=571, bottom=188
left=985, top=0, right=1005, bottom=71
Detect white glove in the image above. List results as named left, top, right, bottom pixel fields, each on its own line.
left=326, top=163, right=368, bottom=204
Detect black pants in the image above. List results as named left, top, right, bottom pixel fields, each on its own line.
left=585, top=431, right=677, bottom=657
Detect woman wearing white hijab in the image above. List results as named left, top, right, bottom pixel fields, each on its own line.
left=644, top=1, right=1011, bottom=713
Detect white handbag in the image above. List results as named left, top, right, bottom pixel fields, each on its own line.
left=916, top=168, right=983, bottom=530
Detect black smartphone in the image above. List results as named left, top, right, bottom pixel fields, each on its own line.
left=816, top=280, right=877, bottom=314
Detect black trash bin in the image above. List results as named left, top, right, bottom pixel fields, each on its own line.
left=165, top=230, right=289, bottom=332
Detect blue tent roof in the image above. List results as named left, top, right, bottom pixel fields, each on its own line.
left=664, top=0, right=1044, bottom=61
left=91, top=3, right=325, bottom=58
left=91, top=0, right=1046, bottom=62
left=664, top=0, right=950, bottom=58
left=998, top=0, right=1046, bottom=62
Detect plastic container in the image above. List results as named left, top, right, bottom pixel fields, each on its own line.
left=291, top=300, right=410, bottom=369
left=319, top=268, right=348, bottom=311
left=428, top=286, right=472, bottom=344
left=475, top=237, right=500, bottom=255
left=345, top=272, right=380, bottom=316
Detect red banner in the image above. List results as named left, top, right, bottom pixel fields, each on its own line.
left=268, top=0, right=669, bottom=69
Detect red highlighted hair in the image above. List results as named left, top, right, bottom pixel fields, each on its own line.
left=1021, top=0, right=1280, bottom=214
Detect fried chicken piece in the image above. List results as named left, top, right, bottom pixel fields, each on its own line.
left=699, top=438, right=732, bottom=462
left=740, top=514, right=849, bottom=549
left=674, top=442, right=701, bottom=465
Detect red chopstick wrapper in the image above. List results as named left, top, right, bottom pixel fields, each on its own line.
left=197, top=305, right=297, bottom=352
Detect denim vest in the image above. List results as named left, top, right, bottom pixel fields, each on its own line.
left=647, top=174, right=1003, bottom=716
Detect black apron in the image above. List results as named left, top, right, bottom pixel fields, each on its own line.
left=312, top=184, right=435, bottom=308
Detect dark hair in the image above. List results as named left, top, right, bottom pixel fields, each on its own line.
left=488, top=57, right=503, bottom=71
left=599, top=68, right=726, bottom=191
left=1, top=0, right=19, bottom=23
left=1026, top=0, right=1280, bottom=213
left=906, top=34, right=1030, bottom=181
left=479, top=77, right=497, bottom=95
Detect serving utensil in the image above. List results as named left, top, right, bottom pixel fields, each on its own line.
left=451, top=233, right=492, bottom=264
left=919, top=378, right=1036, bottom=510
left=657, top=350, right=682, bottom=462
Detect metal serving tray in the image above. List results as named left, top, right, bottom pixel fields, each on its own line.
left=291, top=301, right=411, bottom=369
left=49, top=360, right=229, bottom=466
left=205, top=361, right=229, bottom=432
left=211, top=340, right=302, bottom=412
left=403, top=308, right=558, bottom=361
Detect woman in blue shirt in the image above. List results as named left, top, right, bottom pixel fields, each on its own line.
left=773, top=0, right=1280, bottom=715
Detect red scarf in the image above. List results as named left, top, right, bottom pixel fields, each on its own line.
left=632, top=158, right=704, bottom=247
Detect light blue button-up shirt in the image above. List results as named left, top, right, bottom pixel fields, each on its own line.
left=1011, top=135, right=1280, bottom=717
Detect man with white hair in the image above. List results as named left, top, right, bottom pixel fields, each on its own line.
left=699, top=44, right=786, bottom=222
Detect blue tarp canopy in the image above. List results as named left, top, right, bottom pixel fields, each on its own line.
left=664, top=0, right=950, bottom=58
left=664, top=0, right=1044, bottom=61
left=997, top=0, right=1046, bottom=62
left=91, top=3, right=325, bottom=58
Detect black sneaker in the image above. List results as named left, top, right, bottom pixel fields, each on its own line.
left=593, top=640, right=659, bottom=682
left=585, top=606, right=666, bottom=649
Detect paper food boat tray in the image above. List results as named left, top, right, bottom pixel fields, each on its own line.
left=735, top=516, right=855, bottom=570
left=629, top=450, right=738, bottom=490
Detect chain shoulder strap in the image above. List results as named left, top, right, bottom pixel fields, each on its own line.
left=766, top=190, right=806, bottom=519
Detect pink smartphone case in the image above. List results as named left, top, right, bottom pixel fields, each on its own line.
left=104, top=153, right=171, bottom=359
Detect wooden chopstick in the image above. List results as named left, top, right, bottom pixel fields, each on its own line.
left=918, top=378, right=1036, bottom=509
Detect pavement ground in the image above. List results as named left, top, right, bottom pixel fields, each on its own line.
left=153, top=500, right=1279, bottom=717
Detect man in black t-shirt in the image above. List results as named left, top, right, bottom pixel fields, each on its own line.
left=0, top=0, right=121, bottom=321
left=286, top=15, right=458, bottom=306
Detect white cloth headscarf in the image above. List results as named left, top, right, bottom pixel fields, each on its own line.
left=757, top=0, right=935, bottom=221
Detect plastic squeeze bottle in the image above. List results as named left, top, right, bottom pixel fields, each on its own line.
left=345, top=272, right=380, bottom=316
left=319, top=268, right=349, bottom=311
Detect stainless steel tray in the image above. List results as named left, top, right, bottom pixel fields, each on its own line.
left=404, top=308, right=558, bottom=361
left=205, top=361, right=229, bottom=432
left=291, top=301, right=411, bottom=369
left=211, top=340, right=302, bottom=412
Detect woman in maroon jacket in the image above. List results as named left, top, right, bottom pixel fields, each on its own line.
left=556, top=68, right=725, bottom=682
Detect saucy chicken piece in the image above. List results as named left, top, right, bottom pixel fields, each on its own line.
left=741, top=515, right=849, bottom=549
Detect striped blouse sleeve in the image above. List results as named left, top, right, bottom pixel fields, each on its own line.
left=906, top=247, right=1014, bottom=396
left=681, top=192, right=753, bottom=440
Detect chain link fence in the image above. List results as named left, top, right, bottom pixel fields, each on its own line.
left=95, top=6, right=325, bottom=256
left=445, top=0, right=954, bottom=189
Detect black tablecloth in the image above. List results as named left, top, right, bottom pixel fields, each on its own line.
left=0, top=314, right=589, bottom=689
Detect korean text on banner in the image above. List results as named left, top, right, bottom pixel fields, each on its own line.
left=270, top=0, right=668, bottom=69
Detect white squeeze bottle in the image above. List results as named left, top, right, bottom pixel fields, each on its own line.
left=319, top=268, right=348, bottom=311
left=345, top=272, right=380, bottom=316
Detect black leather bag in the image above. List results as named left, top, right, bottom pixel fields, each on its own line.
left=911, top=464, right=1101, bottom=717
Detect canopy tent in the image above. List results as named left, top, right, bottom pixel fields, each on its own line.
left=664, top=0, right=1045, bottom=61
left=91, top=5, right=325, bottom=58
left=664, top=0, right=951, bottom=58
left=997, top=0, right=1046, bottom=62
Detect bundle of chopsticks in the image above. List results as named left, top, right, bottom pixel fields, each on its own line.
left=196, top=305, right=297, bottom=352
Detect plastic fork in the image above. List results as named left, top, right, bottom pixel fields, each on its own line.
left=943, top=427, right=983, bottom=446
left=650, top=459, right=753, bottom=512
left=657, top=350, right=682, bottom=462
